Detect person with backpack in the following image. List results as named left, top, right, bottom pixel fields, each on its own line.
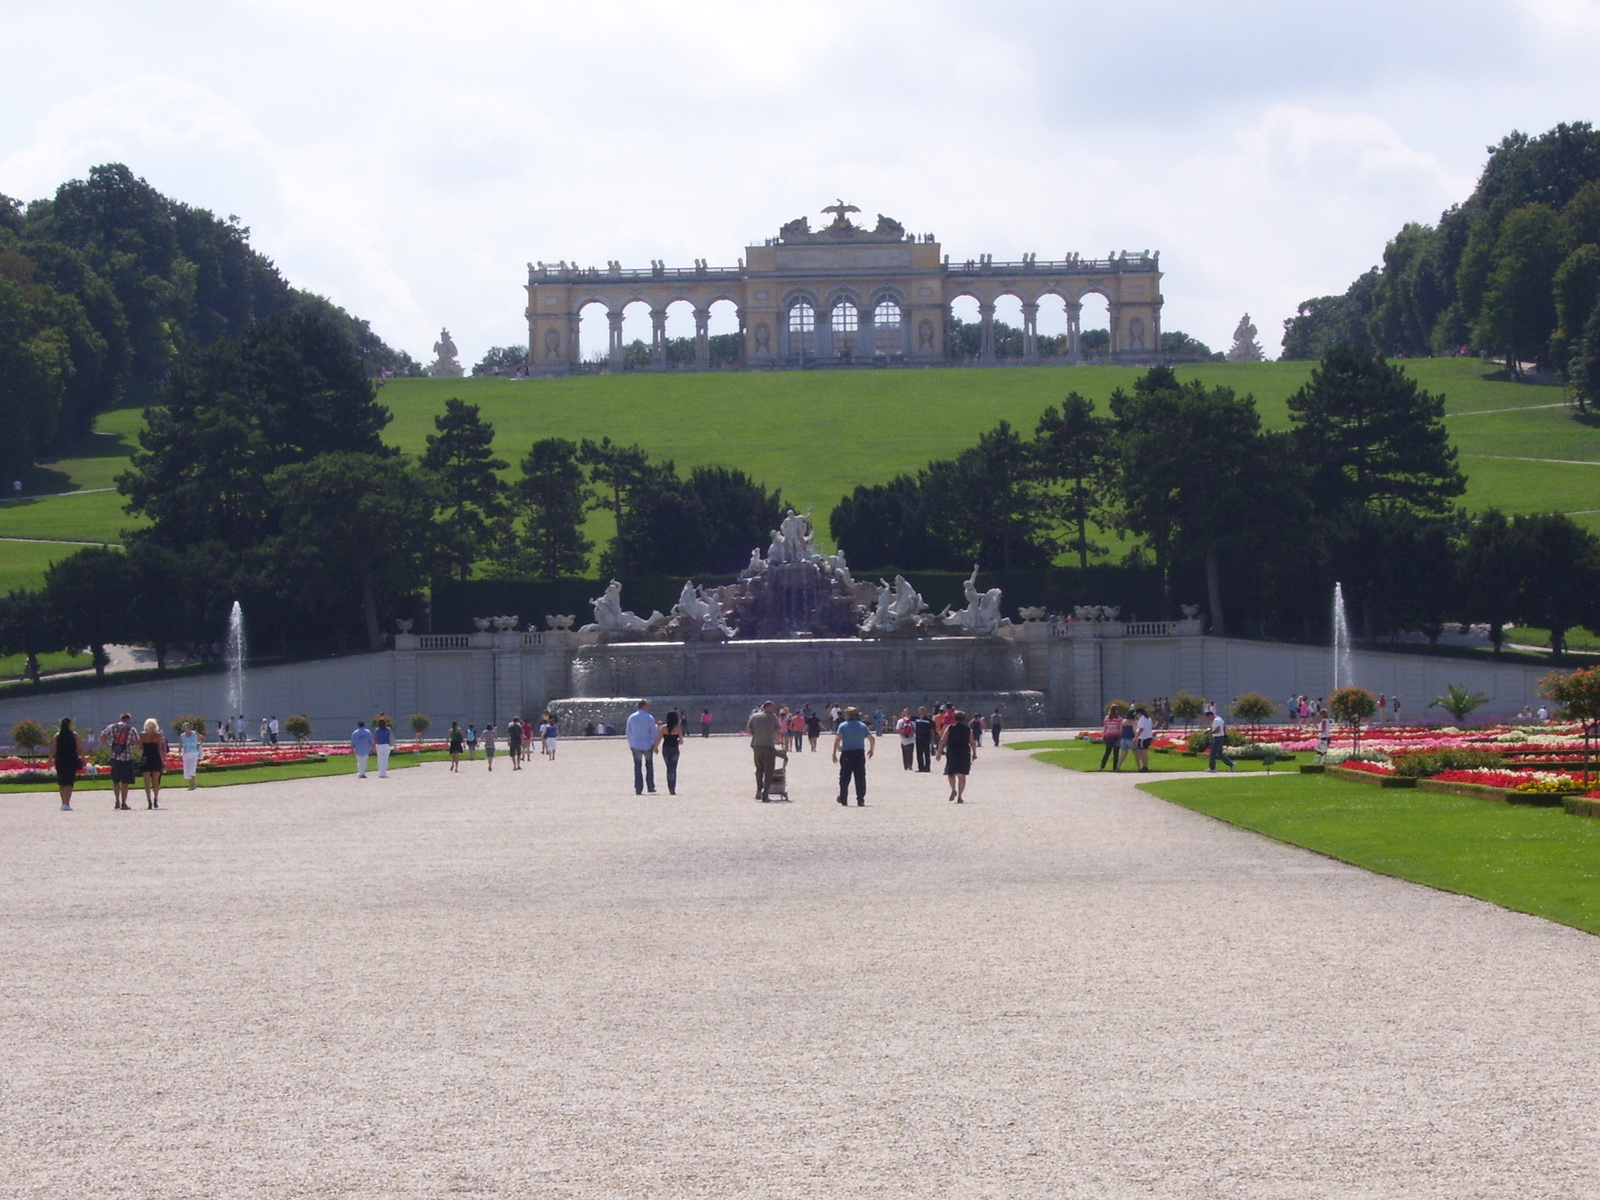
left=100, top=712, right=138, bottom=810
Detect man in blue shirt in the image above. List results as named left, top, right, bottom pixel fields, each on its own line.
left=625, top=699, right=661, bottom=795
left=831, top=705, right=876, bottom=806
left=350, top=720, right=374, bottom=778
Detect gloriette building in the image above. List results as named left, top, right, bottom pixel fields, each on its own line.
left=525, top=203, right=1163, bottom=374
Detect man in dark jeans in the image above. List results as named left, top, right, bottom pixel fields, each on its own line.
left=912, top=706, right=936, bottom=772
left=832, top=706, right=876, bottom=806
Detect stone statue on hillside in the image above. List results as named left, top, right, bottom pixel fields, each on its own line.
left=1225, top=313, right=1264, bottom=363
left=428, top=327, right=465, bottom=377
left=942, top=566, right=1008, bottom=635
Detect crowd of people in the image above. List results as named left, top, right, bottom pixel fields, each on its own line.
left=50, top=711, right=205, bottom=812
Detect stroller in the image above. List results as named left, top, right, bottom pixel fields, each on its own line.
left=766, top=746, right=791, bottom=801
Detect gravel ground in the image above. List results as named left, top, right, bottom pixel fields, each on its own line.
left=3, top=731, right=1599, bottom=1198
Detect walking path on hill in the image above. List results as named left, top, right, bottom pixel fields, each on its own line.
left=2, top=733, right=1597, bottom=1196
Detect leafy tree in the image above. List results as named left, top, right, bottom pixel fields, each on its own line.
left=11, top=719, right=48, bottom=758
left=44, top=546, right=126, bottom=679
left=600, top=460, right=698, bottom=577
left=680, top=465, right=784, bottom=575
left=1329, top=686, right=1378, bottom=754
left=1541, top=666, right=1600, bottom=782
left=1430, top=684, right=1490, bottom=723
left=1169, top=691, right=1203, bottom=728
left=284, top=714, right=312, bottom=742
left=1367, top=223, right=1450, bottom=356
left=422, top=398, right=508, bottom=580
left=578, top=438, right=652, bottom=579
left=1551, top=244, right=1600, bottom=372
left=830, top=472, right=956, bottom=570
left=1231, top=693, right=1276, bottom=726
left=409, top=713, right=431, bottom=743
left=512, top=437, right=593, bottom=580
left=1287, top=344, right=1464, bottom=518
left=1034, top=395, right=1107, bottom=569
left=941, top=420, right=1053, bottom=571
left=121, top=307, right=394, bottom=549
left=1108, top=368, right=1274, bottom=633
left=1470, top=203, right=1565, bottom=374
left=265, top=452, right=441, bottom=651
left=1280, top=270, right=1380, bottom=359
left=472, top=345, right=527, bottom=376
left=1574, top=298, right=1600, bottom=412
left=1457, top=509, right=1522, bottom=652
left=1511, top=513, right=1600, bottom=660
left=1159, top=330, right=1218, bottom=359
left=0, top=588, right=60, bottom=684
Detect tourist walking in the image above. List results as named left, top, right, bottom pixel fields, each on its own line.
left=466, top=723, right=478, bottom=759
left=1116, top=709, right=1135, bottom=774
left=832, top=706, right=875, bottom=806
left=543, top=716, right=559, bottom=759
left=989, top=709, right=1003, bottom=745
left=700, top=708, right=713, bottom=738
left=1208, top=711, right=1237, bottom=772
left=1132, top=706, right=1154, bottom=772
left=268, top=715, right=279, bottom=745
left=937, top=709, right=976, bottom=802
left=661, top=708, right=685, bottom=795
left=447, top=721, right=464, bottom=771
left=897, top=709, right=916, bottom=769
left=1098, top=706, right=1123, bottom=771
left=483, top=723, right=497, bottom=771
left=805, top=709, right=822, bottom=752
left=788, top=710, right=806, bottom=752
left=913, top=706, right=935, bottom=772
left=138, top=718, right=167, bottom=808
left=626, top=700, right=660, bottom=795
left=374, top=714, right=394, bottom=777
left=1315, top=709, right=1332, bottom=764
left=100, top=712, right=137, bottom=810
left=53, top=717, right=83, bottom=811
left=351, top=720, right=374, bottom=778
left=507, top=716, right=523, bottom=769
left=747, top=700, right=781, bottom=802
left=179, top=721, right=202, bottom=790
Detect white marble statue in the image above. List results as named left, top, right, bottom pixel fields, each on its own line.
left=582, top=580, right=655, bottom=634
left=861, top=574, right=926, bottom=633
left=673, top=581, right=733, bottom=636
left=943, top=566, right=1008, bottom=635
left=828, top=550, right=855, bottom=590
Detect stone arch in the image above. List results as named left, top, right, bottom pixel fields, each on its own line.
left=780, top=289, right=821, bottom=359
left=1030, top=286, right=1073, bottom=359
left=991, top=291, right=1027, bottom=361
left=1073, top=288, right=1113, bottom=361
left=578, top=299, right=612, bottom=365
left=866, top=287, right=908, bottom=357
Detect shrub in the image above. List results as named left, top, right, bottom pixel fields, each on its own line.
left=1516, top=775, right=1588, bottom=793
left=1428, top=685, right=1489, bottom=724
left=1186, top=728, right=1246, bottom=753
left=1170, top=692, right=1203, bottom=726
left=11, top=719, right=48, bottom=757
left=1231, top=693, right=1277, bottom=726
left=171, top=714, right=208, bottom=737
left=284, top=714, right=312, bottom=743
left=1330, top=686, right=1378, bottom=752
left=409, top=713, right=431, bottom=741
left=1389, top=748, right=1507, bottom=778
left=1104, top=700, right=1130, bottom=718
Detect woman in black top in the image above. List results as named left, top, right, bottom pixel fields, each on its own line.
left=661, top=709, right=684, bottom=795
left=138, top=718, right=168, bottom=809
left=936, top=710, right=976, bottom=803
left=53, top=717, right=83, bottom=811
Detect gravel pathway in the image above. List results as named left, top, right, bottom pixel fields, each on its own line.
left=3, top=733, right=1598, bottom=1197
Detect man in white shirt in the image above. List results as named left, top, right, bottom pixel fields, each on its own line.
left=1132, top=706, right=1154, bottom=772
left=625, top=699, right=661, bottom=795
left=1208, top=712, right=1236, bottom=773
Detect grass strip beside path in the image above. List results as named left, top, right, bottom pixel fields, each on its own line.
left=0, top=749, right=455, bottom=794
left=1137, top=773, right=1600, bottom=936
left=1008, top=738, right=1298, bottom=773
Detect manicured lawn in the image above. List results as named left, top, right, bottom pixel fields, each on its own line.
left=1137, top=772, right=1600, bottom=936
left=0, top=649, right=89, bottom=681
left=0, top=749, right=456, bottom=794
left=0, top=493, right=138, bottom=544
left=1008, top=738, right=1298, bottom=772
left=0, top=540, right=96, bottom=593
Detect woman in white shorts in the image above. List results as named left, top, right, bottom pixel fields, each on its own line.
left=543, top=718, right=558, bottom=759
left=179, top=722, right=202, bottom=790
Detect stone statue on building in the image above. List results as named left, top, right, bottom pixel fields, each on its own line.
left=942, top=566, right=1008, bottom=635
left=1225, top=314, right=1264, bottom=362
left=873, top=213, right=905, bottom=239
left=427, top=328, right=464, bottom=377
left=822, top=199, right=860, bottom=230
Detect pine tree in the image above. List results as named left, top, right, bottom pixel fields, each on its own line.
left=421, top=398, right=508, bottom=581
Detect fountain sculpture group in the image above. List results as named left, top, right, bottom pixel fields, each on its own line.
left=580, top=510, right=1011, bottom=642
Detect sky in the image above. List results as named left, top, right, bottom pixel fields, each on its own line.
left=3, top=0, right=1599, bottom=364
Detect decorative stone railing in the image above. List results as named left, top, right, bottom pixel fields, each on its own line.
left=416, top=634, right=471, bottom=650
left=1054, top=619, right=1203, bottom=639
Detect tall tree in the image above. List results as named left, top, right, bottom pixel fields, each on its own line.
left=830, top=473, right=957, bottom=571
left=1512, top=513, right=1600, bottom=660
left=421, top=397, right=508, bottom=581
left=514, top=437, right=592, bottom=581
left=681, top=466, right=785, bottom=575
left=1471, top=203, right=1565, bottom=374
left=0, top=588, right=61, bottom=685
left=265, top=452, right=440, bottom=651
left=578, top=438, right=651, bottom=580
left=1033, top=394, right=1107, bottom=569
left=44, top=546, right=126, bottom=679
left=1457, top=509, right=1522, bottom=653
left=1287, top=344, right=1464, bottom=517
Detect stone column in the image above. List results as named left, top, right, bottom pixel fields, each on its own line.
left=1066, top=301, right=1082, bottom=362
left=608, top=310, right=625, bottom=371
left=1021, top=302, right=1039, bottom=365
left=650, top=308, right=668, bottom=370
left=693, top=308, right=710, bottom=370
left=1107, top=302, right=1121, bottom=359
left=979, top=302, right=996, bottom=366
left=816, top=303, right=834, bottom=359
left=858, top=301, right=876, bottom=361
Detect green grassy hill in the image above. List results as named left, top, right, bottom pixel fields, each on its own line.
left=1, top=359, right=1595, bottom=591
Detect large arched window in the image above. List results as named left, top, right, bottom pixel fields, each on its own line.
left=873, top=298, right=902, bottom=356
left=787, top=299, right=815, bottom=356
left=831, top=300, right=858, bottom=355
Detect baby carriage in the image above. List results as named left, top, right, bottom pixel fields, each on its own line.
left=766, top=746, right=791, bottom=801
